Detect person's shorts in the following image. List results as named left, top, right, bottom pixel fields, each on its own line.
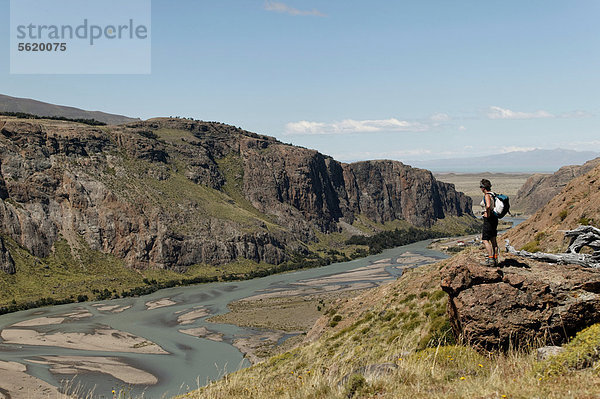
left=482, top=215, right=498, bottom=240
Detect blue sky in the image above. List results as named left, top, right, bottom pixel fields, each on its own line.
left=1, top=0, right=599, bottom=162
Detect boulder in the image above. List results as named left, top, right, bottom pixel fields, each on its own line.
left=441, top=251, right=600, bottom=350
left=536, top=346, right=565, bottom=361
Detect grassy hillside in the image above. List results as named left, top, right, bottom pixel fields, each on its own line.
left=184, top=251, right=600, bottom=399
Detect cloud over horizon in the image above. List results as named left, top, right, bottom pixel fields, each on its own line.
left=264, top=1, right=326, bottom=17
left=487, top=106, right=554, bottom=120
left=285, top=118, right=429, bottom=135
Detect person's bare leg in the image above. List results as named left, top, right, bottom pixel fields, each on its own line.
left=491, top=237, right=498, bottom=265
left=483, top=239, right=493, bottom=257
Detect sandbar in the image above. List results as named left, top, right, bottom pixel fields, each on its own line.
left=61, top=310, right=93, bottom=320
left=179, top=327, right=223, bottom=341
left=11, top=316, right=65, bottom=327
left=29, top=356, right=158, bottom=385
left=0, top=328, right=168, bottom=354
left=0, top=360, right=71, bottom=399
left=177, top=307, right=210, bottom=325
left=146, top=298, right=177, bottom=310
left=95, top=304, right=121, bottom=311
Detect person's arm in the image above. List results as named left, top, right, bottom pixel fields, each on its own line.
left=484, top=193, right=493, bottom=218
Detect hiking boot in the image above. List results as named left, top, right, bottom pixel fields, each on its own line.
left=480, top=257, right=495, bottom=266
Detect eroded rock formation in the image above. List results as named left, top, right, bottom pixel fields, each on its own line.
left=441, top=251, right=600, bottom=350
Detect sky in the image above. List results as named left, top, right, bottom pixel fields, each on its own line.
left=1, top=0, right=599, bottom=162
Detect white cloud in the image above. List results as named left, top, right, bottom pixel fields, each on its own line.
left=285, top=118, right=429, bottom=135
left=499, top=146, right=537, bottom=153
left=487, top=106, right=554, bottom=120
left=562, top=140, right=600, bottom=151
left=559, top=110, right=595, bottom=118
left=264, top=1, right=326, bottom=17
left=458, top=125, right=467, bottom=131
left=430, top=113, right=450, bottom=122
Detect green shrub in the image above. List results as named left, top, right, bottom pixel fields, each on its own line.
left=344, top=374, right=367, bottom=398
left=418, top=316, right=456, bottom=349
left=579, top=217, right=592, bottom=226
left=536, top=323, right=600, bottom=376
left=559, top=209, right=568, bottom=221
left=522, top=241, right=541, bottom=252
left=346, top=227, right=447, bottom=254
left=411, top=346, right=488, bottom=381
left=429, top=290, right=447, bottom=301
left=329, top=314, right=343, bottom=327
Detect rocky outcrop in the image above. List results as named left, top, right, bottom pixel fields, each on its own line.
left=513, top=157, right=600, bottom=215
left=342, top=161, right=471, bottom=227
left=441, top=251, right=600, bottom=350
left=0, top=116, right=473, bottom=271
left=0, top=236, right=15, bottom=274
left=241, top=142, right=471, bottom=233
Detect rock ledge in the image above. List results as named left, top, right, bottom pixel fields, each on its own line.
left=441, top=250, right=600, bottom=350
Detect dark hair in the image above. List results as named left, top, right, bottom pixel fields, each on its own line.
left=480, top=179, right=492, bottom=190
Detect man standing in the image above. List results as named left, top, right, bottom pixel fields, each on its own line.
left=480, top=179, right=498, bottom=266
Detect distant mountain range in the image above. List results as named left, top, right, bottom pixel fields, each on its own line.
left=411, top=149, right=600, bottom=173
left=0, top=93, right=139, bottom=125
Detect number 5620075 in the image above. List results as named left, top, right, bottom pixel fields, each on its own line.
left=18, top=43, right=67, bottom=52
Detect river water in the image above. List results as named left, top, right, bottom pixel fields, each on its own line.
left=0, top=240, right=448, bottom=398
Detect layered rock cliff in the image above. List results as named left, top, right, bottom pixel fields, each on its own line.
left=0, top=116, right=473, bottom=272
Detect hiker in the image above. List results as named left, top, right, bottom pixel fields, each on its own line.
left=480, top=179, right=498, bottom=266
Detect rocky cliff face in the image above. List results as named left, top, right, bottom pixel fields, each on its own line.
left=0, top=236, right=15, bottom=274
left=441, top=250, right=600, bottom=350
left=0, top=116, right=472, bottom=271
left=513, top=157, right=600, bottom=215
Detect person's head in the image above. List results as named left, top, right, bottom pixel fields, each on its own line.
left=480, top=179, right=492, bottom=192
